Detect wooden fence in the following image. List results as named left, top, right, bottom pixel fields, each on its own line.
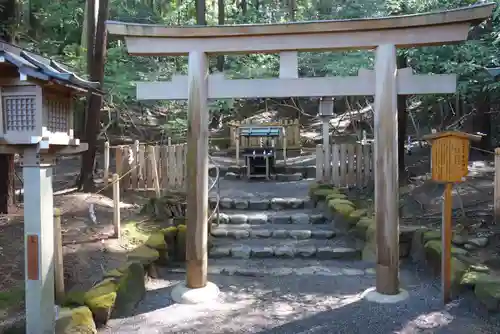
left=104, top=141, right=187, bottom=192
left=315, top=142, right=374, bottom=188
left=229, top=119, right=301, bottom=150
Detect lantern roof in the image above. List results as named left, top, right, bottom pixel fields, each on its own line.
left=0, top=44, right=102, bottom=95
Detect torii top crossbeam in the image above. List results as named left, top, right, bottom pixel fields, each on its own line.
left=107, top=3, right=494, bottom=55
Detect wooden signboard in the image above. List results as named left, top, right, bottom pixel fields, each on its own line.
left=423, top=131, right=480, bottom=304
left=426, top=131, right=478, bottom=183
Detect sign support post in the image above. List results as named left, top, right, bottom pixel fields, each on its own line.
left=423, top=131, right=481, bottom=304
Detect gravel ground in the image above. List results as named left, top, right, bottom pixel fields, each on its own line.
left=101, top=264, right=500, bottom=334
left=210, top=178, right=314, bottom=200
left=101, top=158, right=500, bottom=333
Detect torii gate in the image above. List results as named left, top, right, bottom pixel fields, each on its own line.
left=107, top=3, right=494, bottom=303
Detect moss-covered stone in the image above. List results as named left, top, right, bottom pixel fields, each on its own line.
left=423, top=230, right=441, bottom=243
left=327, top=199, right=355, bottom=216
left=55, top=306, right=97, bottom=334
left=103, top=263, right=133, bottom=279
left=308, top=183, right=336, bottom=198
left=469, top=264, right=490, bottom=273
left=365, top=222, right=376, bottom=241
left=424, top=240, right=468, bottom=257
left=461, top=271, right=493, bottom=287
left=474, top=277, right=500, bottom=311
left=351, top=217, right=375, bottom=240
left=162, top=226, right=178, bottom=242
left=175, top=224, right=187, bottom=261
left=112, top=263, right=146, bottom=318
left=127, top=245, right=160, bottom=264
left=83, top=279, right=118, bottom=325
left=325, top=192, right=347, bottom=201
left=424, top=240, right=469, bottom=291
left=162, top=226, right=178, bottom=255
left=61, top=290, right=86, bottom=308
left=347, top=209, right=367, bottom=225
left=450, top=258, right=468, bottom=287
left=312, top=188, right=339, bottom=201
left=145, top=232, right=167, bottom=251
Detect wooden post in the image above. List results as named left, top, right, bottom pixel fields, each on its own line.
left=186, top=51, right=209, bottom=289
left=495, top=148, right=500, bottom=223
left=53, top=208, right=64, bottom=304
left=130, top=140, right=140, bottom=190
left=115, top=146, right=123, bottom=180
left=112, top=173, right=121, bottom=239
left=374, top=44, right=400, bottom=295
left=148, top=145, right=161, bottom=197
left=103, top=141, right=109, bottom=186
left=442, top=183, right=453, bottom=303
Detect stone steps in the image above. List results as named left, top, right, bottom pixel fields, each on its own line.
left=209, top=237, right=362, bottom=260
left=167, top=258, right=375, bottom=277
left=215, top=209, right=326, bottom=225
left=211, top=223, right=337, bottom=240
left=211, top=196, right=315, bottom=210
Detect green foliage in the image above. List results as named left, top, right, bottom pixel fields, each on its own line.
left=5, top=0, right=500, bottom=135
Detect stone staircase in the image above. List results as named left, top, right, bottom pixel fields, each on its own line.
left=208, top=195, right=363, bottom=260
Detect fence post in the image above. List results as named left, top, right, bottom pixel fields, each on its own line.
left=112, top=174, right=121, bottom=238
left=495, top=148, right=500, bottom=223
left=148, top=145, right=161, bottom=197
left=103, top=141, right=109, bottom=186
left=53, top=208, right=64, bottom=304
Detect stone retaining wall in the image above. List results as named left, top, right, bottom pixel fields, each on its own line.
left=8, top=223, right=190, bottom=334
left=309, top=182, right=500, bottom=312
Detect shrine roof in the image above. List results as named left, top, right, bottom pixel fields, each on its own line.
left=0, top=44, right=102, bottom=94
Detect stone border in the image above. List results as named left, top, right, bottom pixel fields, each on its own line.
left=309, top=182, right=500, bottom=312
left=54, top=224, right=189, bottom=332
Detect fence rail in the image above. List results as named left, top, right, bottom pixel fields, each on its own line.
left=316, top=142, right=374, bottom=188
left=104, top=140, right=187, bottom=192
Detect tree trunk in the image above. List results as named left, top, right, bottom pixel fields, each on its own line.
left=0, top=0, right=17, bottom=213
left=0, top=155, right=15, bottom=214
left=396, top=54, right=407, bottom=177
left=78, top=0, right=109, bottom=191
left=216, top=0, right=225, bottom=72
left=240, top=0, right=247, bottom=16
left=253, top=0, right=259, bottom=10
left=196, top=0, right=206, bottom=25
left=288, top=0, right=296, bottom=20
left=474, top=94, right=492, bottom=153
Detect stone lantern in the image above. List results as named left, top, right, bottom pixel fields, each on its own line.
left=0, top=47, right=102, bottom=334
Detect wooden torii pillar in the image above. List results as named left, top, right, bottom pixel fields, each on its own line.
left=106, top=3, right=494, bottom=303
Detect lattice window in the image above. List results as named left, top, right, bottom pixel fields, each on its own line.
left=47, top=99, right=69, bottom=132
left=3, top=96, right=36, bottom=132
